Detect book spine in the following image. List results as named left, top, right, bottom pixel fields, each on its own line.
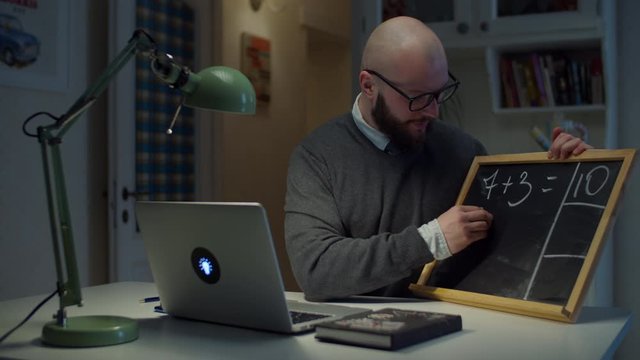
left=531, top=53, right=548, bottom=106
left=500, top=57, right=517, bottom=108
left=391, top=316, right=462, bottom=350
left=571, top=60, right=583, bottom=105
left=512, top=61, right=529, bottom=107
left=542, top=54, right=556, bottom=107
left=590, top=57, right=604, bottom=104
left=555, top=57, right=570, bottom=105
left=522, top=61, right=539, bottom=107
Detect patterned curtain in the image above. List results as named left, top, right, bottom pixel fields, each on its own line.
left=135, top=0, right=195, bottom=201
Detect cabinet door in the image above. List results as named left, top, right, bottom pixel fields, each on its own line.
left=479, top=0, right=600, bottom=38
left=403, top=0, right=478, bottom=45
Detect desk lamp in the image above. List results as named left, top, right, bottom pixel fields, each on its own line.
left=28, top=29, right=255, bottom=347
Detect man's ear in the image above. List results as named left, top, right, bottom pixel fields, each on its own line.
left=360, top=71, right=376, bottom=98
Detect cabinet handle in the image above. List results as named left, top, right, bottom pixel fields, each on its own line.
left=456, top=22, right=469, bottom=34
left=480, top=21, right=489, bottom=32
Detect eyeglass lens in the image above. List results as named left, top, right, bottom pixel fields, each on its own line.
left=409, top=83, right=458, bottom=111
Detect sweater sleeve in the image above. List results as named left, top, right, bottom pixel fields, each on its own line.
left=284, top=144, right=434, bottom=301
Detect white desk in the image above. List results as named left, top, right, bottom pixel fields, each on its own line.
left=0, top=282, right=631, bottom=359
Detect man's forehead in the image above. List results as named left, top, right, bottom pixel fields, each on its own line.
left=386, top=58, right=449, bottom=93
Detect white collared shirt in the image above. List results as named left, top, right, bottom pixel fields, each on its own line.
left=351, top=94, right=452, bottom=260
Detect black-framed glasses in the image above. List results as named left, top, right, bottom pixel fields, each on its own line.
left=364, top=69, right=460, bottom=112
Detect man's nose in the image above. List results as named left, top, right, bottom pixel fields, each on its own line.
left=421, top=100, right=439, bottom=119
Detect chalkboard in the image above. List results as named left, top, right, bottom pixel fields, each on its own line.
left=410, top=149, right=636, bottom=322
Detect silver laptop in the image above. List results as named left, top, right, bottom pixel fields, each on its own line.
left=135, top=201, right=367, bottom=333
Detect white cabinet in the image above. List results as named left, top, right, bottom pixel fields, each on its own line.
left=400, top=0, right=478, bottom=47
left=403, top=0, right=602, bottom=48
left=400, top=0, right=607, bottom=114
left=479, top=0, right=607, bottom=115
left=478, top=0, right=601, bottom=43
left=351, top=0, right=617, bottom=152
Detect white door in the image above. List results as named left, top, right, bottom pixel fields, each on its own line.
left=107, top=0, right=216, bottom=282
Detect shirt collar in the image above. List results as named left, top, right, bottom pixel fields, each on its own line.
left=351, top=93, right=390, bottom=152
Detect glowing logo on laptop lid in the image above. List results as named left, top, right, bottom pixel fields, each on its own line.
left=191, top=247, right=221, bottom=284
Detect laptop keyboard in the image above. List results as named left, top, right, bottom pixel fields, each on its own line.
left=289, top=310, right=331, bottom=324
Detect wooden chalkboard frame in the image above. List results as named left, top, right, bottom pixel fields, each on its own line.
left=409, top=149, right=636, bottom=322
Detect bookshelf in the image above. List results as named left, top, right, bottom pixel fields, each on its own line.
left=486, top=41, right=606, bottom=114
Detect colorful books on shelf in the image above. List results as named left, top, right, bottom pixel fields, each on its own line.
left=314, top=308, right=462, bottom=350
left=499, top=50, right=604, bottom=109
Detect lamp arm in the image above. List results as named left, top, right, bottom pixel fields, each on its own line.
left=36, top=29, right=156, bottom=324
left=56, top=29, right=156, bottom=137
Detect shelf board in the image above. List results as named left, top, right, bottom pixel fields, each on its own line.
left=493, top=104, right=606, bottom=115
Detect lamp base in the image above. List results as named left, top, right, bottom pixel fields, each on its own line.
left=42, top=315, right=138, bottom=347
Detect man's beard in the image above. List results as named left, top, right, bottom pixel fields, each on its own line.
left=371, top=94, right=432, bottom=152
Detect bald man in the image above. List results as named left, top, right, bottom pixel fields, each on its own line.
left=285, top=16, right=590, bottom=301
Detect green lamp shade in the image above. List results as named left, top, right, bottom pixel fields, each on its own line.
left=184, top=66, right=256, bottom=114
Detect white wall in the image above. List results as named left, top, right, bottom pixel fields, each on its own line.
left=614, top=1, right=640, bottom=358
left=215, top=0, right=352, bottom=291
left=445, top=53, right=607, bottom=155
left=0, top=0, right=108, bottom=301
left=305, top=28, right=351, bottom=133
left=217, top=0, right=309, bottom=291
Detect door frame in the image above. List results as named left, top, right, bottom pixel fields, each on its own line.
left=107, top=0, right=219, bottom=281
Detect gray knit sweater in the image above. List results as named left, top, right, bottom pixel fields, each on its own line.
left=285, top=113, right=487, bottom=301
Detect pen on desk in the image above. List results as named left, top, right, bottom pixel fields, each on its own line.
left=139, top=296, right=161, bottom=303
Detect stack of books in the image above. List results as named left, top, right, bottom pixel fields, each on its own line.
left=500, top=51, right=603, bottom=108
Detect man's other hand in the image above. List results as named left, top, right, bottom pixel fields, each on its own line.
left=548, top=126, right=593, bottom=160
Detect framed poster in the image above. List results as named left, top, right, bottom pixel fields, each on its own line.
left=241, top=32, right=270, bottom=104
left=0, top=0, right=69, bottom=92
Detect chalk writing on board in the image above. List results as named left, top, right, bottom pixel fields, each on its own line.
left=480, top=165, right=611, bottom=209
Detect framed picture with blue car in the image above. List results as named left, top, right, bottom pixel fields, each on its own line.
left=0, top=0, right=68, bottom=91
